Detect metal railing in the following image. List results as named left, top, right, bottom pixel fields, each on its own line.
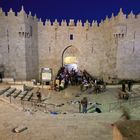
left=108, top=95, right=140, bottom=112
left=1, top=87, right=140, bottom=114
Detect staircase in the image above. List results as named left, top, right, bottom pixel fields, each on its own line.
left=0, top=86, right=40, bottom=109
left=0, top=86, right=55, bottom=113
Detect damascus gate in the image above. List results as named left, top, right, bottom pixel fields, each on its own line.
left=0, top=7, right=140, bottom=83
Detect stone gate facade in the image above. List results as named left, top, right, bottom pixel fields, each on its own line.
left=0, top=6, right=140, bottom=82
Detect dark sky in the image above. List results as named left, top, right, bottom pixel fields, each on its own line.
left=0, top=0, right=140, bottom=23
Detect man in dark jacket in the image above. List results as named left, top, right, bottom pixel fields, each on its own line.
left=81, top=97, right=88, bottom=113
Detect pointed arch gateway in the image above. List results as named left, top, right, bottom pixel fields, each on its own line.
left=62, top=45, right=80, bottom=71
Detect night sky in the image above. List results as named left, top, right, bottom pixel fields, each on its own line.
left=0, top=0, right=140, bottom=23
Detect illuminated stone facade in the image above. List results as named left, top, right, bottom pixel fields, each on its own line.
left=0, top=6, right=140, bottom=82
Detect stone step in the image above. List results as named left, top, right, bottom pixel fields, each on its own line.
left=22, top=91, right=33, bottom=101
left=18, top=91, right=28, bottom=100
left=13, top=90, right=22, bottom=98
left=5, top=88, right=16, bottom=97
left=27, top=93, right=33, bottom=101
left=0, top=87, right=10, bottom=95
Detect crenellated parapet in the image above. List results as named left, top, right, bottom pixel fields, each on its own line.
left=69, top=19, right=75, bottom=26
left=115, top=8, right=126, bottom=21
left=102, top=8, right=140, bottom=26
left=127, top=10, right=136, bottom=20
left=38, top=18, right=43, bottom=26
left=45, top=19, right=51, bottom=26
left=84, top=20, right=90, bottom=30
left=41, top=19, right=99, bottom=29
left=104, top=16, right=109, bottom=25
left=53, top=19, right=59, bottom=30
left=92, top=20, right=98, bottom=27
left=0, top=6, right=40, bottom=23
left=0, top=7, right=6, bottom=16
left=17, top=6, right=27, bottom=18
left=76, top=20, right=82, bottom=27
left=7, top=8, right=16, bottom=16
left=95, top=8, right=140, bottom=41
left=0, top=6, right=140, bottom=30
left=61, top=20, right=67, bottom=26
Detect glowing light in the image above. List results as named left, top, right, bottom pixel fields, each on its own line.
left=64, top=56, right=77, bottom=64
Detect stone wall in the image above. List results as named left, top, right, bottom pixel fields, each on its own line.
left=0, top=7, right=140, bottom=82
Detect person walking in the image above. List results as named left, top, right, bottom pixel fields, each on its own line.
left=128, top=81, right=133, bottom=92
left=36, top=89, right=42, bottom=102
left=122, top=82, right=126, bottom=92
left=81, top=97, right=88, bottom=113
left=78, top=101, right=81, bottom=113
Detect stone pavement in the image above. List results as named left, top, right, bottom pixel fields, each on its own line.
left=0, top=83, right=140, bottom=140
left=0, top=100, right=121, bottom=140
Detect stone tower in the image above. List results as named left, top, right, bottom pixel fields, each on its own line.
left=0, top=6, right=39, bottom=80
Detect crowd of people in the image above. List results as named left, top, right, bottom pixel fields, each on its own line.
left=80, top=77, right=106, bottom=93
left=119, top=80, right=134, bottom=100
left=122, top=80, right=133, bottom=92
left=54, top=67, right=106, bottom=93
left=54, top=67, right=83, bottom=91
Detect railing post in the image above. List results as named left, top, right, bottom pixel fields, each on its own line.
left=129, top=97, right=131, bottom=105
left=22, top=100, right=25, bottom=110
left=9, top=95, right=11, bottom=103
left=109, top=103, right=111, bottom=112
left=119, top=100, right=121, bottom=109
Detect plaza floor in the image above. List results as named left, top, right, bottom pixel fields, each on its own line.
left=0, top=83, right=140, bottom=140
